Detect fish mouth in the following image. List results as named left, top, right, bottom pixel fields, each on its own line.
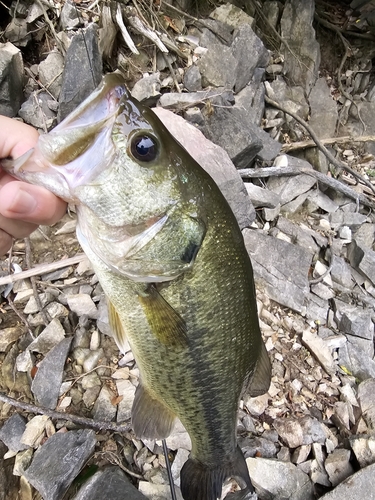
left=2, top=73, right=131, bottom=202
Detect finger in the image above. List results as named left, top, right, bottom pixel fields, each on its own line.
left=0, top=213, right=38, bottom=239
left=0, top=229, right=12, bottom=257
left=0, top=182, right=67, bottom=225
left=0, top=116, right=39, bottom=159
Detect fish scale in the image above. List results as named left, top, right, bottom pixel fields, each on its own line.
left=2, top=73, right=271, bottom=500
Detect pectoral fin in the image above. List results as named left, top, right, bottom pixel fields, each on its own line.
left=132, top=383, right=175, bottom=439
left=246, top=340, right=271, bottom=397
left=107, top=299, right=127, bottom=354
left=138, top=285, right=188, bottom=348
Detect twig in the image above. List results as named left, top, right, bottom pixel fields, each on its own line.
left=95, top=451, right=143, bottom=479
left=0, top=392, right=131, bottom=433
left=0, top=254, right=87, bottom=286
left=125, top=6, right=169, bottom=53
left=115, top=4, right=140, bottom=55
left=24, top=238, right=50, bottom=326
left=281, top=135, right=375, bottom=153
left=5, top=297, right=34, bottom=338
left=35, top=0, right=66, bottom=55
left=264, top=94, right=375, bottom=196
left=239, top=165, right=375, bottom=210
left=162, top=54, right=181, bottom=93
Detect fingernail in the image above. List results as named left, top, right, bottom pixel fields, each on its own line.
left=8, top=188, right=37, bottom=215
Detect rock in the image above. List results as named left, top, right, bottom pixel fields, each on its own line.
left=273, top=416, right=326, bottom=448
left=39, top=51, right=64, bottom=99
left=23, top=429, right=96, bottom=500
left=349, top=435, right=375, bottom=467
left=153, top=107, right=255, bottom=228
left=163, top=420, right=191, bottom=451
left=358, top=378, right=375, bottom=430
left=234, top=68, right=266, bottom=127
left=158, top=88, right=230, bottom=110
left=330, top=212, right=367, bottom=231
left=244, top=184, right=281, bottom=208
left=0, top=326, right=24, bottom=351
left=209, top=3, right=255, bottom=29
left=18, top=91, right=56, bottom=129
left=338, top=307, right=374, bottom=341
left=183, top=65, right=202, bottom=92
left=0, top=441, right=19, bottom=500
left=0, top=414, right=29, bottom=452
left=306, top=190, right=339, bottom=213
left=21, top=415, right=49, bottom=448
left=171, top=448, right=189, bottom=487
left=116, top=379, right=136, bottom=422
left=291, top=445, right=311, bottom=464
left=338, top=338, right=375, bottom=381
left=330, top=255, right=354, bottom=289
left=67, top=294, right=98, bottom=319
left=92, top=385, right=117, bottom=422
left=243, top=229, right=312, bottom=314
left=138, top=481, right=184, bottom=500
left=243, top=393, right=269, bottom=417
left=347, top=240, right=375, bottom=286
left=353, top=224, right=374, bottom=248
left=240, top=436, right=278, bottom=459
left=302, top=329, right=336, bottom=375
left=319, top=462, right=375, bottom=500
left=0, top=42, right=24, bottom=117
left=231, top=24, right=269, bottom=92
left=4, top=18, right=30, bottom=46
left=246, top=457, right=314, bottom=500
left=60, top=0, right=80, bottom=30
left=31, top=337, right=73, bottom=409
left=131, top=73, right=161, bottom=105
left=72, top=466, right=148, bottom=499
left=275, top=216, right=326, bottom=253
left=280, top=0, right=320, bottom=93
left=58, top=24, right=102, bottom=121
left=27, top=318, right=65, bottom=354
left=325, top=448, right=354, bottom=487
left=2, top=344, right=31, bottom=396
left=267, top=173, right=316, bottom=206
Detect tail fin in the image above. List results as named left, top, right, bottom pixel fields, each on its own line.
left=180, top=446, right=253, bottom=500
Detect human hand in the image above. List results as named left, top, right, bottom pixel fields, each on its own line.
left=0, top=116, right=67, bottom=257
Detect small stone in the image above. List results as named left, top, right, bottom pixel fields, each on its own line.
left=243, top=393, right=269, bottom=417
left=39, top=51, right=64, bottom=99
left=28, top=318, right=65, bottom=354
left=349, top=435, right=375, bottom=467
left=131, top=73, right=161, bottom=104
left=183, top=65, right=202, bottom=92
left=116, top=379, right=136, bottom=422
left=0, top=42, right=24, bottom=116
left=163, top=420, right=191, bottom=451
left=0, top=326, right=24, bottom=351
left=92, top=385, right=117, bottom=422
left=0, top=414, right=29, bottom=452
left=60, top=0, right=80, bottom=29
left=138, top=481, right=184, bottom=500
left=302, top=329, right=336, bottom=375
left=358, top=379, right=375, bottom=431
left=21, top=415, right=49, bottom=448
left=67, top=294, right=98, bottom=319
left=83, top=348, right=105, bottom=372
left=13, top=448, right=33, bottom=476
left=89, top=330, right=101, bottom=350
left=292, top=445, right=311, bottom=464
left=16, top=349, right=34, bottom=372
left=171, top=448, right=189, bottom=487
left=319, top=462, right=375, bottom=499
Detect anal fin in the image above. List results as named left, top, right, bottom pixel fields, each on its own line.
left=180, top=446, right=253, bottom=500
left=138, top=285, right=188, bottom=348
left=132, top=383, right=176, bottom=440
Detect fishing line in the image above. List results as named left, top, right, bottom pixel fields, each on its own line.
left=162, top=438, right=178, bottom=500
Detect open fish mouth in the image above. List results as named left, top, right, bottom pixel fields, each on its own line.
left=1, top=73, right=130, bottom=202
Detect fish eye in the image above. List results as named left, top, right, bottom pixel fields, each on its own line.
left=130, top=134, right=158, bottom=162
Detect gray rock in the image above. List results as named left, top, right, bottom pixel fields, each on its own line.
left=39, top=51, right=64, bottom=100
left=31, top=337, right=72, bottom=409
left=18, top=91, right=56, bottom=130
left=234, top=69, right=266, bottom=127
left=138, top=481, right=184, bottom=500
left=23, top=429, right=96, bottom=500
left=353, top=224, right=375, bottom=248
left=0, top=42, right=24, bottom=117
left=292, top=445, right=311, bottom=464
left=302, top=329, right=336, bottom=375
left=243, top=229, right=312, bottom=314
left=171, top=448, right=189, bottom=487
left=325, top=449, right=354, bottom=487
left=27, top=318, right=65, bottom=354
left=4, top=18, right=31, bottom=46
left=330, top=212, right=368, bottom=231
left=267, top=173, right=316, bottom=206
left=347, top=240, right=375, bottom=285
left=60, top=0, right=80, bottom=30
left=244, top=183, right=281, bottom=208
left=337, top=304, right=374, bottom=341
left=338, top=339, right=375, bottom=381
left=153, top=107, right=255, bottom=228
left=308, top=77, right=338, bottom=139
left=330, top=255, right=354, bottom=289
left=246, top=457, right=314, bottom=500
left=240, top=437, right=278, bottom=459
left=275, top=216, right=324, bottom=255
left=67, top=294, right=98, bottom=319
left=358, top=379, right=375, bottom=431
left=280, top=0, right=320, bottom=93
left=116, top=379, right=135, bottom=422
left=350, top=435, right=375, bottom=467
left=319, top=462, right=375, bottom=500
left=266, top=78, right=309, bottom=124
left=131, top=73, right=161, bottom=105
left=273, top=416, right=326, bottom=448
left=0, top=414, right=29, bottom=452
left=72, top=466, right=148, bottom=499
left=183, top=65, right=202, bottom=92
left=0, top=441, right=19, bottom=500
left=58, top=24, right=102, bottom=121
left=231, top=24, right=269, bottom=93
left=0, top=326, right=24, bottom=351
left=92, top=385, right=117, bottom=422
left=306, top=190, right=339, bottom=213
left=209, top=3, right=255, bottom=29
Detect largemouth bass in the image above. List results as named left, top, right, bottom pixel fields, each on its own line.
left=3, top=73, right=271, bottom=500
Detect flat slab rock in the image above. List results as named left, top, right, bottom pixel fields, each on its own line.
left=23, top=429, right=96, bottom=500
left=319, top=462, right=375, bottom=500
left=72, top=466, right=148, bottom=499
left=243, top=229, right=312, bottom=314
left=153, top=107, right=254, bottom=228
